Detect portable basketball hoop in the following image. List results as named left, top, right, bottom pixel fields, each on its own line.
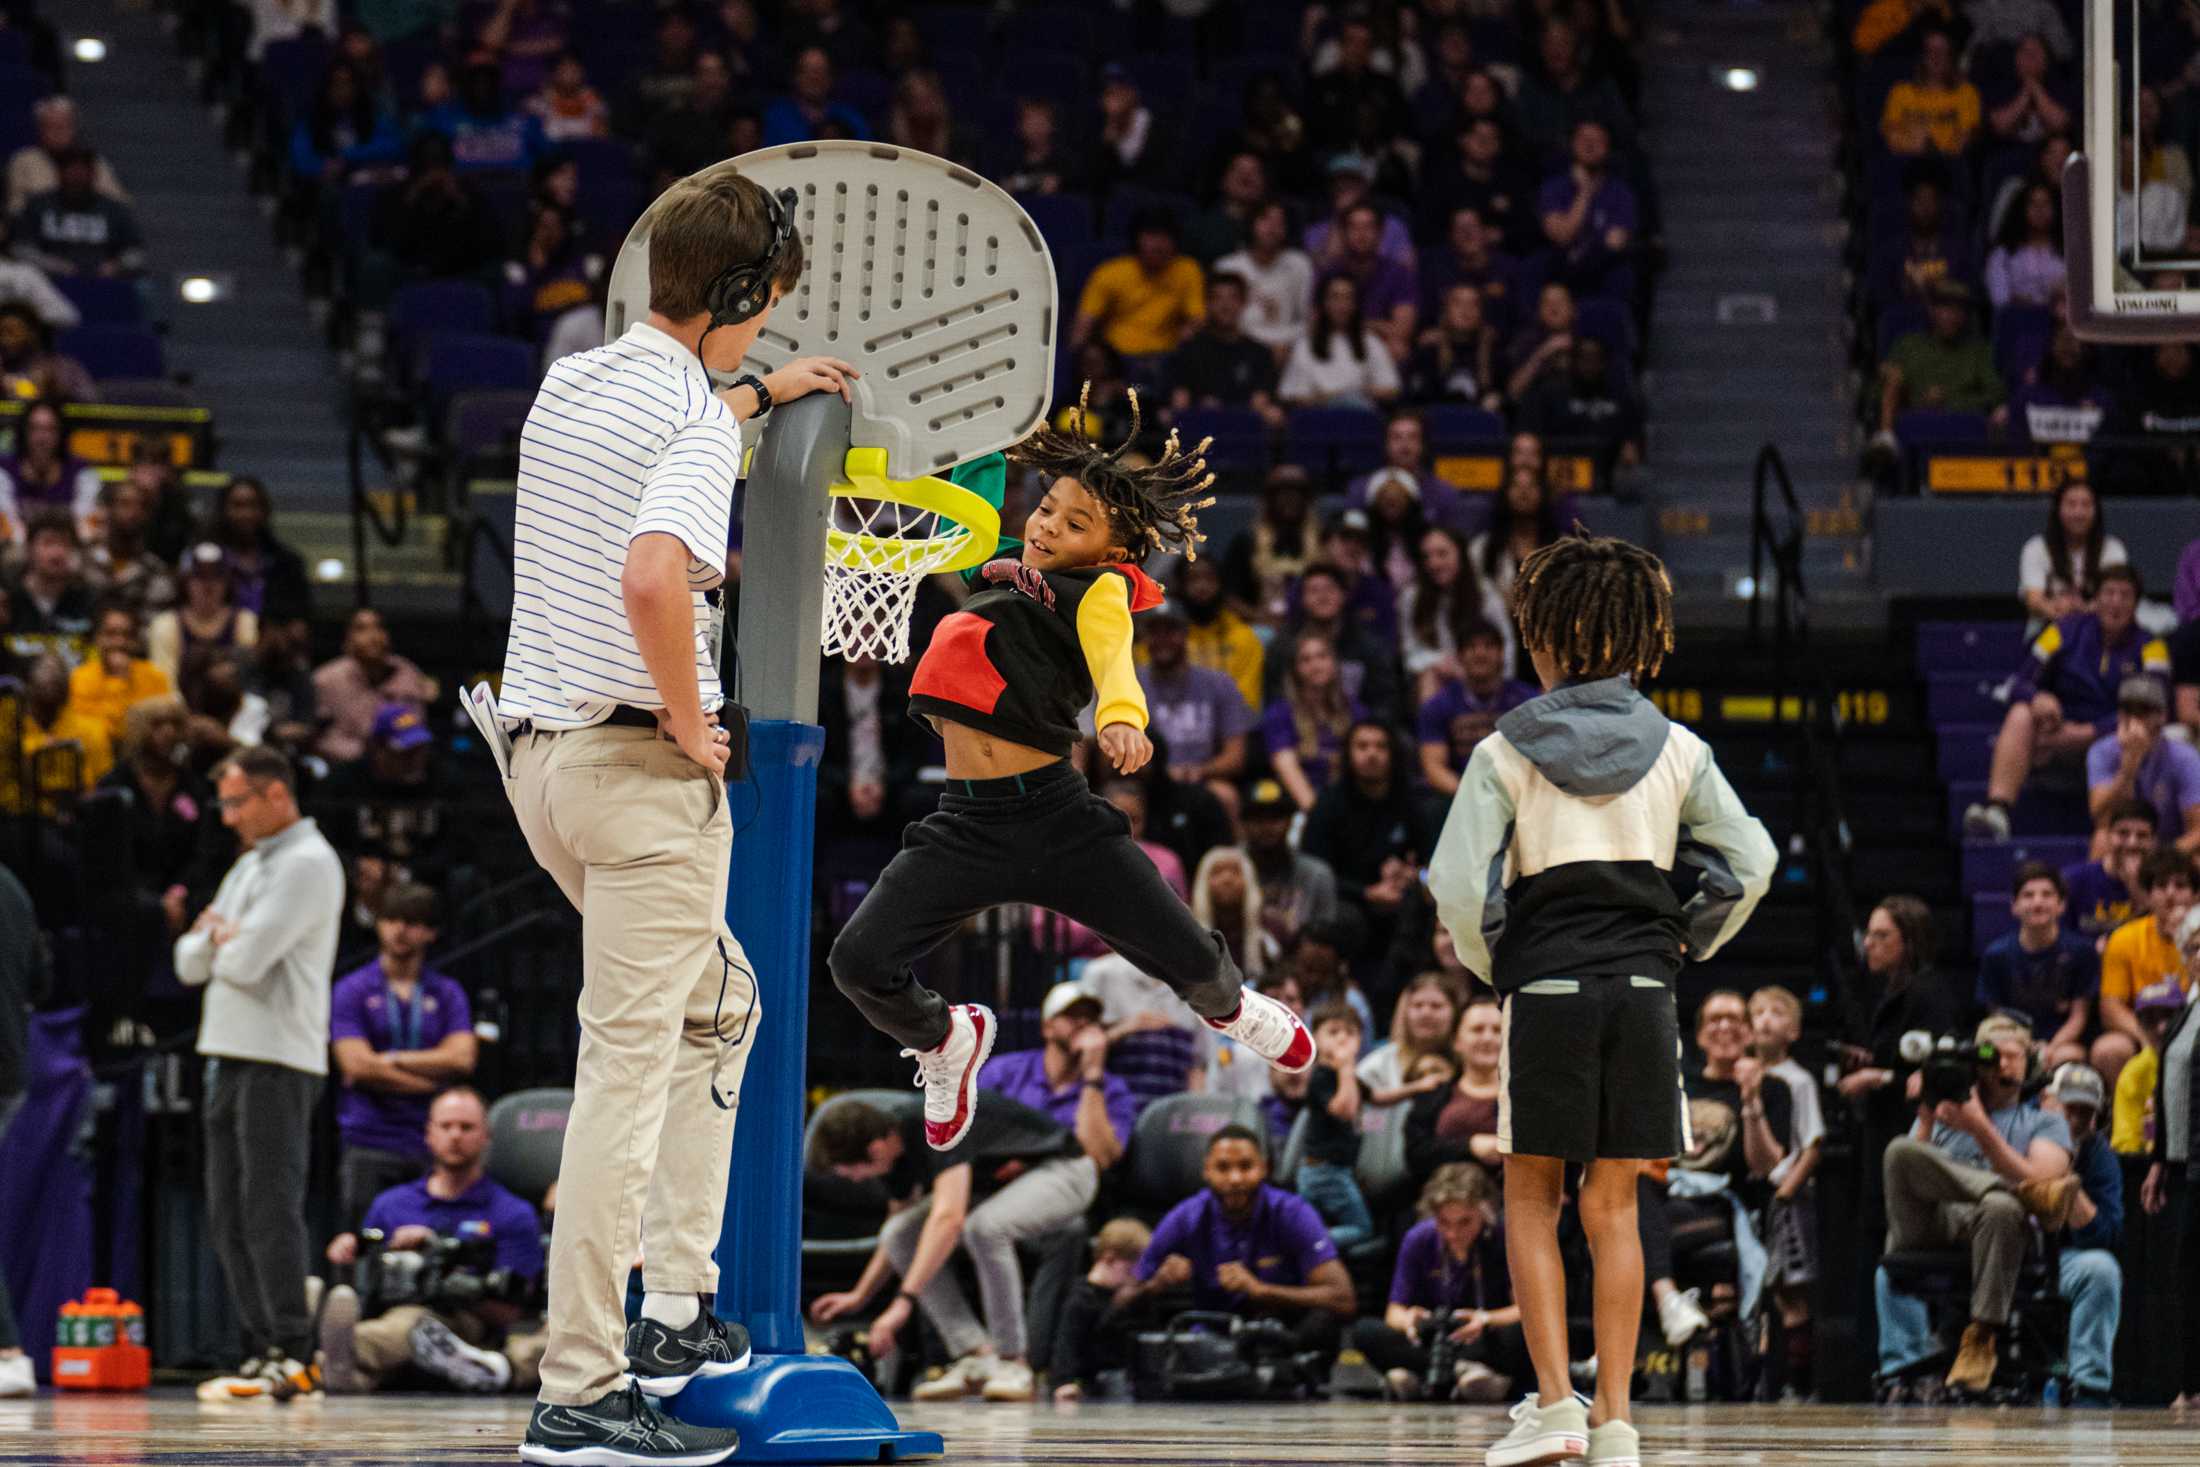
left=822, top=448, right=1000, bottom=662
left=603, top=143, right=1054, bottom=1462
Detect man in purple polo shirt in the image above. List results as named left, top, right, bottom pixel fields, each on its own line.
left=1416, top=622, right=1540, bottom=794
left=978, top=982, right=1137, bottom=1167
left=1138, top=608, right=1256, bottom=790
left=1537, top=119, right=1637, bottom=300
left=1331, top=202, right=1422, bottom=361
left=2063, top=800, right=2157, bottom=942
left=2085, top=677, right=2200, bottom=852
left=328, top=884, right=478, bottom=1225
left=320, top=1088, right=546, bottom=1395
left=1121, top=1123, right=1354, bottom=1356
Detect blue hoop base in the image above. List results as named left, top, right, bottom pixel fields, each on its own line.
left=670, top=1354, right=944, bottom=1463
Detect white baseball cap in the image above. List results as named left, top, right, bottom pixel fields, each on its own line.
left=1041, top=981, right=1102, bottom=1023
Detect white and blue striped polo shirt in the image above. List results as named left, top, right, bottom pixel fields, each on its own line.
left=498, top=321, right=742, bottom=730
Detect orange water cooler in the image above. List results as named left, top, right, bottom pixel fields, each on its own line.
left=51, top=1289, right=151, bottom=1391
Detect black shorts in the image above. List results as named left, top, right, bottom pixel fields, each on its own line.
left=1498, top=974, right=1683, bottom=1165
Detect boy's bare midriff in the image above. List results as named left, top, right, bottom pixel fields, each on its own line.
left=940, top=719, right=1062, bottom=780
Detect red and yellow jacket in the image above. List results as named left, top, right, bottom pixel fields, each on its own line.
left=910, top=552, right=1165, bottom=756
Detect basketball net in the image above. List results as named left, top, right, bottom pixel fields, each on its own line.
left=822, top=493, right=984, bottom=663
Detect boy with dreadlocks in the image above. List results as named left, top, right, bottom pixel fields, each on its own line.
left=1426, top=532, right=1776, bottom=1467
left=829, top=388, right=1314, bottom=1161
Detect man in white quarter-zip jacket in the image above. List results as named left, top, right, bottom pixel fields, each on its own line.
left=174, top=744, right=343, bottom=1401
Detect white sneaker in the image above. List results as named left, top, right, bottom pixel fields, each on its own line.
left=910, top=1352, right=997, bottom=1401
left=1455, top=1360, right=1512, bottom=1403
left=1586, top=1421, right=1640, bottom=1467
left=1487, top=1393, right=1589, bottom=1467
left=901, top=1004, right=997, bottom=1150
left=409, top=1314, right=512, bottom=1392
left=1384, top=1366, right=1425, bottom=1401
left=0, top=1353, right=33, bottom=1397
left=1202, top=987, right=1314, bottom=1072
left=1658, top=1287, right=1710, bottom=1348
left=1962, top=802, right=2010, bottom=841
left=979, top=1358, right=1035, bottom=1401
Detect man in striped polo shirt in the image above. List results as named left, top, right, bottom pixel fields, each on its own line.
left=498, top=169, right=854, bottom=1466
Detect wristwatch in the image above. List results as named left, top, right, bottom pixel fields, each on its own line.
left=733, top=372, right=773, bottom=419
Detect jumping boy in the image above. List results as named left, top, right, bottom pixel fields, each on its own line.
left=830, top=390, right=1312, bottom=1151
left=1426, top=533, right=1776, bottom=1467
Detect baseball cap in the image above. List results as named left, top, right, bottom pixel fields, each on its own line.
left=2117, top=675, right=2167, bottom=715
left=2048, top=1062, right=2106, bottom=1113
left=181, top=542, right=228, bottom=580
left=1325, top=507, right=1371, bottom=537
left=1326, top=150, right=1375, bottom=179
left=1245, top=778, right=1295, bottom=817
left=2136, top=978, right=2185, bottom=1015
left=1100, top=62, right=1134, bottom=88
left=371, top=701, right=433, bottom=752
left=1041, top=981, right=1103, bottom=1024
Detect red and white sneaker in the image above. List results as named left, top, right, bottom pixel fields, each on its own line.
left=1204, top=988, right=1314, bottom=1073
left=902, top=1004, right=996, bottom=1150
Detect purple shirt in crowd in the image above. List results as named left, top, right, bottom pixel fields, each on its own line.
left=2060, top=860, right=2136, bottom=941
left=2177, top=540, right=2200, bottom=625
left=2084, top=733, right=2200, bottom=840
left=977, top=1047, right=1135, bottom=1150
left=1140, top=662, right=1257, bottom=769
left=1416, top=677, right=1542, bottom=771
left=360, top=1174, right=545, bottom=1281
left=1535, top=172, right=1638, bottom=269
left=1388, top=1217, right=1512, bottom=1312
left=1137, top=1183, right=1339, bottom=1312
left=1260, top=699, right=1366, bottom=792
left=330, top=960, right=473, bottom=1156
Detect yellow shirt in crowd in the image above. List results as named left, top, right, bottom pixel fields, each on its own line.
left=10, top=705, right=113, bottom=814
left=1078, top=255, right=1206, bottom=358
left=2111, top=1046, right=2158, bottom=1154
left=1880, top=81, right=1979, bottom=155
left=2100, top=916, right=2188, bottom=1006
left=68, top=657, right=172, bottom=745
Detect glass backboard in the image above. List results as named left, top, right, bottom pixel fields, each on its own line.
left=2070, top=0, right=2200, bottom=338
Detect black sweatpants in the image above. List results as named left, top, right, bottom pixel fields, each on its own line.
left=0, top=1096, right=19, bottom=1351
left=204, top=1058, right=322, bottom=1363
left=830, top=762, right=1243, bottom=1051
left=339, top=1145, right=423, bottom=1230
left=1349, top=1315, right=1530, bottom=1383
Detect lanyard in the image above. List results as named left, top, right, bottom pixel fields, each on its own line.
left=384, top=977, right=424, bottom=1053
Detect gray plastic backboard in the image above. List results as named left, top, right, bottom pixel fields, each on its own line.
left=605, top=142, right=1058, bottom=483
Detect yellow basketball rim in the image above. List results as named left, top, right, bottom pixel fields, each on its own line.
left=825, top=447, right=1002, bottom=576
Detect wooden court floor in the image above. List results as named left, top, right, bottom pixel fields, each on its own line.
left=2, top=1394, right=2195, bottom=1465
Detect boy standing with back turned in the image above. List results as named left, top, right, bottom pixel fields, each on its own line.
left=1427, top=534, right=1776, bottom=1467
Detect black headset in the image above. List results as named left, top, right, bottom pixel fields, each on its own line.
left=702, top=185, right=799, bottom=330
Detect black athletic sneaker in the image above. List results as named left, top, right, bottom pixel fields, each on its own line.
left=625, top=1308, right=752, bottom=1398
left=519, top=1381, right=740, bottom=1465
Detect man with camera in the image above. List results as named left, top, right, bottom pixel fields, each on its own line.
left=320, top=1088, right=547, bottom=1395
left=1876, top=1014, right=2084, bottom=1395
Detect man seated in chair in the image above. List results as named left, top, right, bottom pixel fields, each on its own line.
left=1115, top=1124, right=1356, bottom=1363
left=320, top=1088, right=548, bottom=1394
left=1873, top=1014, right=2086, bottom=1396
left=806, top=1081, right=1113, bottom=1406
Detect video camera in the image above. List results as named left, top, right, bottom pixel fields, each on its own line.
left=1899, top=1030, right=1999, bottom=1108
left=356, top=1229, right=537, bottom=1316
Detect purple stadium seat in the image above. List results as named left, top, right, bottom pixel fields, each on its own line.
left=256, top=37, right=332, bottom=128
left=1101, top=188, right=1197, bottom=247
left=996, top=54, right=1091, bottom=115
left=445, top=389, right=536, bottom=460
left=1174, top=407, right=1271, bottom=475
left=420, top=332, right=536, bottom=421
left=57, top=325, right=164, bottom=381
left=53, top=276, right=144, bottom=327
left=389, top=281, right=498, bottom=371
left=1286, top=406, right=1387, bottom=479
left=1894, top=409, right=1990, bottom=447
left=1962, top=836, right=2091, bottom=898
left=1420, top=403, right=1507, bottom=452
left=1916, top=619, right=2025, bottom=672
left=1993, top=304, right=2054, bottom=385
left=1574, top=297, right=1635, bottom=360
left=1935, top=722, right=1998, bottom=782
left=1876, top=302, right=1928, bottom=357
left=1001, top=6, right=1095, bottom=58
left=1945, top=779, right=2089, bottom=839
left=1925, top=671, right=2005, bottom=725
left=1016, top=193, right=1096, bottom=254
left=1124, top=57, right=1195, bottom=108
left=1972, top=891, right=2018, bottom=955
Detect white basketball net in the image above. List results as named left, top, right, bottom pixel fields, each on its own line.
left=822, top=492, right=987, bottom=663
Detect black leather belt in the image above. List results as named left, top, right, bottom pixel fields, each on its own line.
left=512, top=705, right=660, bottom=739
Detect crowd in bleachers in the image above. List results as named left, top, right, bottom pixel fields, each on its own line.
left=184, top=0, right=1667, bottom=490
left=1839, top=0, right=2200, bottom=490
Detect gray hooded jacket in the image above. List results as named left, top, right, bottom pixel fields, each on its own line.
left=1425, top=678, right=1777, bottom=991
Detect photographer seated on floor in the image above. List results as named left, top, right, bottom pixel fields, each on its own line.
left=807, top=1086, right=1109, bottom=1406
left=1347, top=1162, right=1524, bottom=1403
left=319, top=1088, right=547, bottom=1394
left=1873, top=1014, right=2087, bottom=1397
left=1117, top=1125, right=1356, bottom=1370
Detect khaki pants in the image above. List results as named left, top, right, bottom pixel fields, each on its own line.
left=506, top=725, right=763, bottom=1404
left=1882, top=1136, right=2028, bottom=1326
left=355, top=1304, right=547, bottom=1392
